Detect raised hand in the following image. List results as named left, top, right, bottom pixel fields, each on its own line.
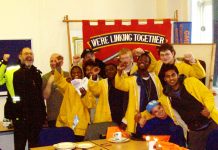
left=184, top=53, right=196, bottom=64
left=91, top=66, right=101, bottom=76
left=201, top=107, right=210, bottom=118
left=117, top=62, right=127, bottom=75
left=55, top=56, right=63, bottom=73
left=138, top=117, right=147, bottom=128
left=119, top=122, right=127, bottom=130
left=134, top=110, right=141, bottom=123
left=132, top=47, right=145, bottom=57
left=3, top=54, right=10, bottom=62
left=73, top=55, right=81, bottom=65
left=79, top=87, right=87, bottom=97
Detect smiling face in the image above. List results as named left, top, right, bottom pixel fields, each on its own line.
left=85, top=65, right=93, bottom=78
left=71, top=67, right=83, bottom=79
left=50, top=54, right=63, bottom=71
left=159, top=50, right=175, bottom=64
left=105, top=64, right=117, bottom=79
left=151, top=104, right=167, bottom=119
left=119, top=53, right=133, bottom=67
left=137, top=54, right=150, bottom=71
left=19, top=47, right=34, bottom=67
left=164, top=69, right=180, bottom=89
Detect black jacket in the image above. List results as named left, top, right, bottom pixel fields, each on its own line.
left=13, top=65, right=46, bottom=124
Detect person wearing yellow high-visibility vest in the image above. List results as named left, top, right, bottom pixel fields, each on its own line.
left=0, top=54, right=20, bottom=119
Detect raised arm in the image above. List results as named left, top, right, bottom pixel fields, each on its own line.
left=42, top=75, right=54, bottom=99
left=0, top=54, right=10, bottom=85
left=147, top=51, right=158, bottom=72
left=115, top=62, right=130, bottom=92
left=54, top=70, right=69, bottom=94
left=183, top=53, right=206, bottom=79
left=88, top=67, right=102, bottom=96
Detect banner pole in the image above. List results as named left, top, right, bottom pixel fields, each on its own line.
left=175, top=10, right=179, bottom=21
left=64, top=15, right=73, bottom=67
left=63, top=13, right=179, bottom=66
left=63, top=18, right=178, bottom=23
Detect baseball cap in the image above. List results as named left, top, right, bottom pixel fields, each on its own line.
left=146, top=100, right=160, bottom=113
left=81, top=48, right=94, bottom=58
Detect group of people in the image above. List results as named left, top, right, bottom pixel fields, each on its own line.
left=0, top=43, right=218, bottom=150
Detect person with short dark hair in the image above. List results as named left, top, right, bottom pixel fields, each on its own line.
left=137, top=100, right=186, bottom=147
left=83, top=60, right=99, bottom=79
left=115, top=53, right=163, bottom=133
left=142, top=64, right=218, bottom=150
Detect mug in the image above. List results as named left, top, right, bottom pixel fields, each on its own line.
left=113, top=132, right=122, bottom=140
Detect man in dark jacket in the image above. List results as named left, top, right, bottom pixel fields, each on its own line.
left=13, top=47, right=46, bottom=150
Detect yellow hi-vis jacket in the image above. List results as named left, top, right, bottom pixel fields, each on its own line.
left=115, top=72, right=163, bottom=133
left=54, top=70, right=96, bottom=136
left=142, top=77, right=218, bottom=130
left=148, top=53, right=206, bottom=79
left=0, top=64, right=20, bottom=97
left=88, top=79, right=112, bottom=123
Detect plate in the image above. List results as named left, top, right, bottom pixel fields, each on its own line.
left=108, top=137, right=130, bottom=143
left=53, top=142, right=76, bottom=150
left=76, top=142, right=95, bottom=149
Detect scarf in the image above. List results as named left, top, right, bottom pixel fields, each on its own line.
left=135, top=73, right=150, bottom=112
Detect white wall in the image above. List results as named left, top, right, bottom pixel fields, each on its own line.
left=0, top=0, right=189, bottom=120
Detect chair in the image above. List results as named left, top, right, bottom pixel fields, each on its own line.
left=84, top=122, right=118, bottom=141
left=38, top=127, right=75, bottom=146
left=206, top=129, right=218, bottom=150
left=198, top=59, right=206, bottom=84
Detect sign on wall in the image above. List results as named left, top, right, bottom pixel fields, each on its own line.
left=173, top=22, right=192, bottom=44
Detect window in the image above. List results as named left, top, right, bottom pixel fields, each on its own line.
left=191, top=0, right=212, bottom=43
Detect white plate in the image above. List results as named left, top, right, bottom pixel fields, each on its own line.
left=53, top=142, right=76, bottom=150
left=108, top=137, right=130, bottom=143
left=76, top=142, right=95, bottom=149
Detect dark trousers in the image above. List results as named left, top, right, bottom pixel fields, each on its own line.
left=48, top=120, right=56, bottom=128
left=13, top=119, right=42, bottom=150
left=188, top=121, right=218, bottom=150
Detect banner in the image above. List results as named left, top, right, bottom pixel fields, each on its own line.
left=174, top=22, right=192, bottom=43
left=82, top=19, right=171, bottom=61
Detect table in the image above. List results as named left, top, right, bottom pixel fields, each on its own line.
left=0, top=121, right=13, bottom=132
left=0, top=121, right=14, bottom=150
left=92, top=139, right=148, bottom=150
left=31, top=141, right=106, bottom=150
left=0, top=121, right=28, bottom=150
left=30, top=139, right=149, bottom=150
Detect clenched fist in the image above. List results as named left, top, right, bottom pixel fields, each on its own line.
left=3, top=54, right=10, bottom=62
left=73, top=55, right=81, bottom=65
left=184, top=53, right=196, bottom=64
